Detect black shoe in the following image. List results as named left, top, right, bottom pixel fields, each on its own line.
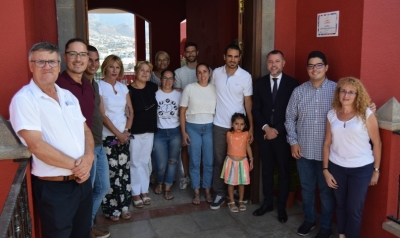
left=278, top=210, right=288, bottom=223
left=315, top=228, right=332, bottom=238
left=297, top=221, right=316, bottom=236
left=252, top=204, right=273, bottom=216
left=210, top=195, right=225, bottom=210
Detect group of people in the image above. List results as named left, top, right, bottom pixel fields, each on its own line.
left=8, top=38, right=381, bottom=238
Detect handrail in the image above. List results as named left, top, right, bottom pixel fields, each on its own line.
left=0, top=159, right=32, bottom=238
left=387, top=174, right=400, bottom=225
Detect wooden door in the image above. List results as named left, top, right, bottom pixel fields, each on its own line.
left=238, top=0, right=263, bottom=204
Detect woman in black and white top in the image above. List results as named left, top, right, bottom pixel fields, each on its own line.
left=152, top=69, right=182, bottom=200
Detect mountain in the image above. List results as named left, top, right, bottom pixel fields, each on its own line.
left=88, top=14, right=134, bottom=38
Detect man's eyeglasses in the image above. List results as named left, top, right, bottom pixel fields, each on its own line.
left=30, top=60, right=60, bottom=68
left=339, top=89, right=357, bottom=96
left=66, top=51, right=88, bottom=59
left=157, top=58, right=169, bottom=63
left=307, top=63, right=325, bottom=70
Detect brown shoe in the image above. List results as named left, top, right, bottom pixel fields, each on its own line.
left=91, top=227, right=110, bottom=238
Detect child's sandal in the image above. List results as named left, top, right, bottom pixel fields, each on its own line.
left=228, top=202, right=239, bottom=213
left=238, top=201, right=246, bottom=212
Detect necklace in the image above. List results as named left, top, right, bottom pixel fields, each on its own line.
left=132, top=82, right=155, bottom=111
left=230, top=132, right=245, bottom=150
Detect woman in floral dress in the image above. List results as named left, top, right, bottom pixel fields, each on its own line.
left=99, top=55, right=133, bottom=221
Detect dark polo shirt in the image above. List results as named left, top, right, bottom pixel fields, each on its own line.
left=84, top=77, right=103, bottom=146
left=56, top=71, right=95, bottom=129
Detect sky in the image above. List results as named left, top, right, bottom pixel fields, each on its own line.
left=89, top=13, right=134, bottom=25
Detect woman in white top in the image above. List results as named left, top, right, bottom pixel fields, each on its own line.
left=322, top=77, right=381, bottom=238
left=180, top=63, right=217, bottom=205
left=152, top=69, right=182, bottom=200
left=98, top=55, right=133, bottom=221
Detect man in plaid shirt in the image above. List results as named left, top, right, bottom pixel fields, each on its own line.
left=285, top=51, right=335, bottom=238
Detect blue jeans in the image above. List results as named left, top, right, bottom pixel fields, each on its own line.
left=186, top=122, right=214, bottom=190
left=329, top=161, right=373, bottom=237
left=296, top=157, right=335, bottom=229
left=152, top=127, right=182, bottom=186
left=90, top=145, right=110, bottom=226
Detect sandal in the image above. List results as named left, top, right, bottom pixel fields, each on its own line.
left=164, top=190, right=174, bottom=200
left=205, top=193, right=213, bottom=204
left=154, top=184, right=163, bottom=194
left=109, top=215, right=120, bottom=221
left=132, top=196, right=144, bottom=208
left=121, top=211, right=131, bottom=220
left=141, top=195, right=151, bottom=205
left=238, top=201, right=246, bottom=212
left=192, top=193, right=200, bottom=205
left=228, top=202, right=239, bottom=213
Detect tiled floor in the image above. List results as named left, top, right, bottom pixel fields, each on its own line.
left=94, top=184, right=338, bottom=238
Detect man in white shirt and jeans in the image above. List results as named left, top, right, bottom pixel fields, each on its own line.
left=9, top=42, right=94, bottom=238
left=210, top=44, right=253, bottom=210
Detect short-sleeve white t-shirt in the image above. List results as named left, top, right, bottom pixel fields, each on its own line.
left=156, top=89, right=181, bottom=129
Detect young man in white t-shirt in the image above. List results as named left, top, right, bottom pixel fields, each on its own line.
left=210, top=44, right=254, bottom=210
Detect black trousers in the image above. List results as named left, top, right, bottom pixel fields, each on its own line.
left=258, top=134, right=291, bottom=212
left=33, top=177, right=93, bottom=238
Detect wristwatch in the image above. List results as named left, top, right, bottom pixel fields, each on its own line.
left=373, top=167, right=379, bottom=172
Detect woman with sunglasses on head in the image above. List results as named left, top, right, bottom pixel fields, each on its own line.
left=128, top=61, right=158, bottom=208
left=322, top=77, right=381, bottom=238
left=98, top=55, right=133, bottom=221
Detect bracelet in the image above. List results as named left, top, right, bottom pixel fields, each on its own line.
left=249, top=158, right=254, bottom=161
left=322, top=168, right=328, bottom=171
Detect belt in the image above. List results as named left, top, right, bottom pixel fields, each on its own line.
left=36, top=175, right=76, bottom=181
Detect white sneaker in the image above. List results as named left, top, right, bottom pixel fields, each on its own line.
left=180, top=176, right=190, bottom=189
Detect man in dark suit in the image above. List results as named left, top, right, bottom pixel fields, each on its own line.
left=252, top=50, right=299, bottom=223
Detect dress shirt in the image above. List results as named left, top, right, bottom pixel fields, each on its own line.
left=285, top=78, right=337, bottom=161
left=269, top=74, right=282, bottom=92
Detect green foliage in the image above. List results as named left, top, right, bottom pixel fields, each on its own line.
left=273, top=158, right=300, bottom=192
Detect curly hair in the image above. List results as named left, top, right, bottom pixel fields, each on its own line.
left=332, top=77, right=371, bottom=124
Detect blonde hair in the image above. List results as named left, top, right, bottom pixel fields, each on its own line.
left=134, top=61, right=153, bottom=72
left=101, top=55, right=124, bottom=78
left=332, top=77, right=371, bottom=124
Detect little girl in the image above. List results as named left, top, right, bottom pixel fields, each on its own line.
left=221, top=113, right=254, bottom=212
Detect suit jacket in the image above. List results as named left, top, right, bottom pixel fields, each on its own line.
left=252, top=73, right=299, bottom=139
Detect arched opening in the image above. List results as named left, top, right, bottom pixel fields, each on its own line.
left=88, top=8, right=150, bottom=82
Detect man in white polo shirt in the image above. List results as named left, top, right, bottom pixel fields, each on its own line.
left=9, top=42, right=94, bottom=238
left=210, top=44, right=253, bottom=210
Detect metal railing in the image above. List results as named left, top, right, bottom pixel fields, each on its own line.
left=387, top=174, right=400, bottom=225
left=0, top=159, right=32, bottom=238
